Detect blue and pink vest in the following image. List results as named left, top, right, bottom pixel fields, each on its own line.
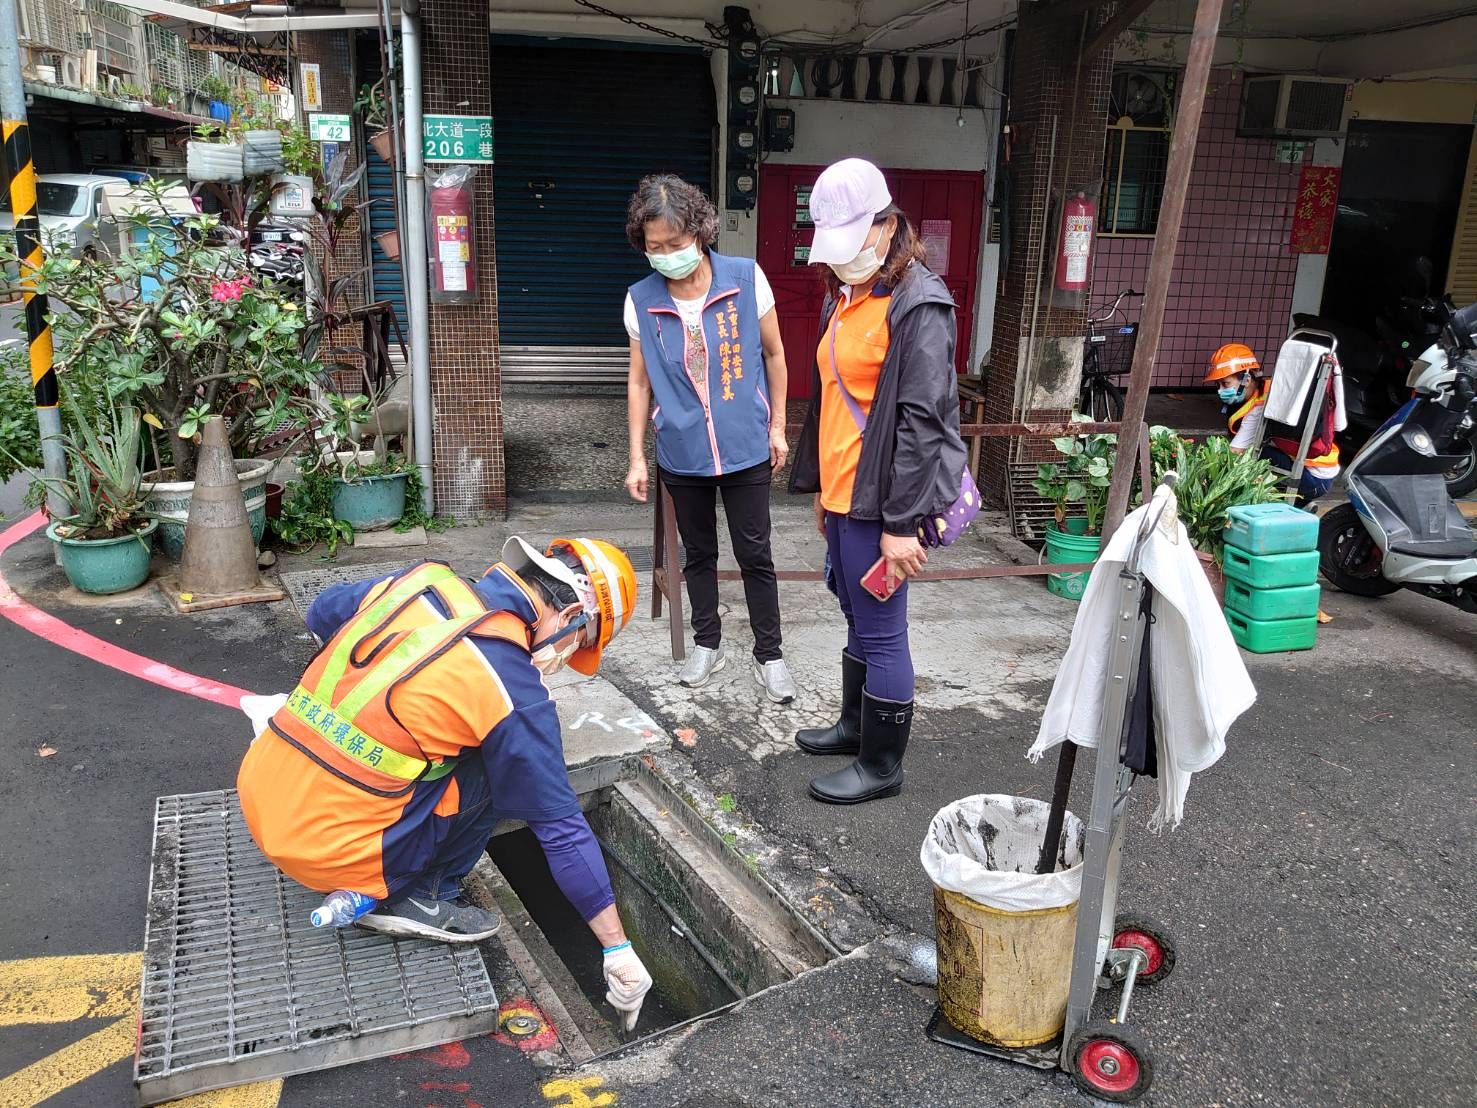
left=629, top=250, right=771, bottom=477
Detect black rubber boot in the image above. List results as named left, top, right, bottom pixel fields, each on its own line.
left=795, top=652, right=866, bottom=755
left=808, top=693, right=912, bottom=804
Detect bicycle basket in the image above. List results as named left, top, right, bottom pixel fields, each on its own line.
left=1086, top=323, right=1138, bottom=377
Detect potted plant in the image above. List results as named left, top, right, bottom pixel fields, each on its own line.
left=20, top=401, right=157, bottom=594
left=200, top=75, right=233, bottom=121
left=187, top=119, right=245, bottom=182
left=1169, top=436, right=1284, bottom=594
left=355, top=79, right=395, bottom=163
left=10, top=181, right=321, bottom=556
left=1033, top=430, right=1116, bottom=600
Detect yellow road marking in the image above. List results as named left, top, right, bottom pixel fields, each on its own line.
left=0, top=952, right=140, bottom=1027
left=543, top=1074, right=617, bottom=1106
left=0, top=952, right=281, bottom=1108
left=0, top=1015, right=134, bottom=1108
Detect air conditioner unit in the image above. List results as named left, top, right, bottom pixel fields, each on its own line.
left=1239, top=75, right=1349, bottom=138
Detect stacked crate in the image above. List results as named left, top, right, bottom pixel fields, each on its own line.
left=1221, top=503, right=1321, bottom=653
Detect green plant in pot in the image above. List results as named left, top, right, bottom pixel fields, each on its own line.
left=12, top=400, right=158, bottom=595
left=355, top=78, right=395, bottom=163
left=1170, top=435, right=1284, bottom=571
left=1033, top=431, right=1115, bottom=600
left=1, top=181, right=321, bottom=556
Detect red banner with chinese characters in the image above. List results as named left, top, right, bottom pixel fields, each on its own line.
left=1290, top=165, right=1341, bottom=254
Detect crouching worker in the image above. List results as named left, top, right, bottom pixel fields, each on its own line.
left=1207, top=341, right=1340, bottom=507
left=237, top=537, right=654, bottom=1027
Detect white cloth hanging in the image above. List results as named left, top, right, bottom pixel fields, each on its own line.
left=1028, top=501, right=1256, bottom=830
left=1266, top=339, right=1347, bottom=432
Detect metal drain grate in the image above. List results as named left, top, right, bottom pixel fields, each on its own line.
left=136, top=790, right=499, bottom=1105
left=279, top=561, right=406, bottom=619
left=623, top=544, right=686, bottom=573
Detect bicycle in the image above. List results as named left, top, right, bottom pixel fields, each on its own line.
left=1080, top=288, right=1141, bottom=422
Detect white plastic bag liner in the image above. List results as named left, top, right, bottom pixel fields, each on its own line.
left=920, top=794, right=1086, bottom=912
left=241, top=693, right=288, bottom=743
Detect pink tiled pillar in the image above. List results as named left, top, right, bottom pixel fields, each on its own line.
left=1088, top=70, right=1304, bottom=388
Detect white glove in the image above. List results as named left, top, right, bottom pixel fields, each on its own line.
left=602, top=943, right=653, bottom=1032
left=240, top=693, right=289, bottom=744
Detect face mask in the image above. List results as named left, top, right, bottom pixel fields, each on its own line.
left=529, top=612, right=587, bottom=677
left=1217, top=385, right=1243, bottom=405
left=830, top=243, right=885, bottom=286
left=647, top=243, right=702, bottom=280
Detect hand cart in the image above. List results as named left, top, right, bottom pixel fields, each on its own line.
left=927, top=479, right=1183, bottom=1103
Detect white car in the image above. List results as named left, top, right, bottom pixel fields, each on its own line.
left=0, top=173, right=124, bottom=258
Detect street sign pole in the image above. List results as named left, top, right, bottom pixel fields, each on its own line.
left=0, top=0, right=67, bottom=546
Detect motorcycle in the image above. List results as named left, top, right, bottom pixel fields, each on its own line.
left=247, top=219, right=307, bottom=289
left=1318, top=300, right=1477, bottom=612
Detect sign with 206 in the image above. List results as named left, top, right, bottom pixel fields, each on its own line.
left=423, top=115, right=494, bottom=164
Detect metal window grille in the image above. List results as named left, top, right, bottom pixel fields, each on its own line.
left=1101, top=124, right=1171, bottom=236
left=143, top=22, right=187, bottom=93
left=18, top=0, right=85, bottom=56
left=86, top=0, right=143, bottom=75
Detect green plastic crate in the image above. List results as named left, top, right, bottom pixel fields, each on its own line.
left=1223, top=580, right=1322, bottom=621
left=1221, top=546, right=1321, bottom=589
left=1226, top=611, right=1318, bottom=653
left=1224, top=503, right=1319, bottom=555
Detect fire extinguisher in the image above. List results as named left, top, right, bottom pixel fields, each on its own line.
left=429, top=165, right=477, bottom=303
left=1053, top=192, right=1096, bottom=292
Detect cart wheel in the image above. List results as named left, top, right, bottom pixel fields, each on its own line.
left=1111, top=911, right=1177, bottom=985
left=1066, top=1021, right=1154, bottom=1102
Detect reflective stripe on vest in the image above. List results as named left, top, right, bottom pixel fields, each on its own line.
left=1227, top=381, right=1268, bottom=437
left=272, top=562, right=527, bottom=795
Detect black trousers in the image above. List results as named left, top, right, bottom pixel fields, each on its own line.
left=664, top=465, right=782, bottom=662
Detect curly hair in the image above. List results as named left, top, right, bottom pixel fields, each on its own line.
left=625, top=174, right=720, bottom=252
left=818, top=204, right=929, bottom=298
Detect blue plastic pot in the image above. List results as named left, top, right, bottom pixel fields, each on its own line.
left=209, top=100, right=231, bottom=121
left=333, top=472, right=408, bottom=531
left=47, top=519, right=157, bottom=595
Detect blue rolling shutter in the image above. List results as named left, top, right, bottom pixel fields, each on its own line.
left=490, top=38, right=716, bottom=347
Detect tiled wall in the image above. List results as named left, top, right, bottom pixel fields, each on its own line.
left=423, top=0, right=506, bottom=518
left=1092, top=69, right=1303, bottom=389
left=980, top=2, right=1115, bottom=500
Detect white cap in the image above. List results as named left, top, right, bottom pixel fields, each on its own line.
left=807, top=158, right=893, bottom=265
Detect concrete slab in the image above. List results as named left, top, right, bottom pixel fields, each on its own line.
left=352, top=524, right=429, bottom=548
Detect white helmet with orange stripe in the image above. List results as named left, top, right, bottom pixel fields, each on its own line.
left=502, top=536, right=637, bottom=675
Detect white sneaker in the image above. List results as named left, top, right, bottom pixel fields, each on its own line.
left=753, top=658, right=798, bottom=704
left=680, top=644, right=726, bottom=687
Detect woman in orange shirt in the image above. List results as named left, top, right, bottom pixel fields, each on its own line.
left=789, top=159, right=968, bottom=805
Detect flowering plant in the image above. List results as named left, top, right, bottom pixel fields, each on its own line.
left=0, top=181, right=319, bottom=480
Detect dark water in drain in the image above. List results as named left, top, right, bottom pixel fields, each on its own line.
left=489, top=827, right=733, bottom=1035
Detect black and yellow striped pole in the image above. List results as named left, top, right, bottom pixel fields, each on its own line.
left=0, top=0, right=66, bottom=526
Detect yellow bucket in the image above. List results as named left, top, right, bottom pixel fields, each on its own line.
left=934, top=885, right=1079, bottom=1047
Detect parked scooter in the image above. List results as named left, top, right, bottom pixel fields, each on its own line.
left=1319, top=300, right=1477, bottom=612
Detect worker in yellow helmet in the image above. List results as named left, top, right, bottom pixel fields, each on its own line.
left=1206, top=342, right=1340, bottom=506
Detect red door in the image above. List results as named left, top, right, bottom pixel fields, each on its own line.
left=757, top=164, right=985, bottom=399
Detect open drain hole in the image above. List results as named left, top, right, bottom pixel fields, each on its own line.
left=486, top=771, right=833, bottom=1052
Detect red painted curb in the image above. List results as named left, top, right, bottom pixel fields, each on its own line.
left=0, top=511, right=255, bottom=709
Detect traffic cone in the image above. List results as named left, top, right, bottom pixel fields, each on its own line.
left=160, top=416, right=284, bottom=612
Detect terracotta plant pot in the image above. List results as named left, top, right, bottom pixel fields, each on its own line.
left=369, top=129, right=395, bottom=164
left=1197, top=549, right=1226, bottom=603
left=374, top=229, right=401, bottom=259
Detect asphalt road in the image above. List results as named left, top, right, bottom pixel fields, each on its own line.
left=0, top=507, right=1472, bottom=1106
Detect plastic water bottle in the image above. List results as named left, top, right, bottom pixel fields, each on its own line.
left=310, top=890, right=378, bottom=928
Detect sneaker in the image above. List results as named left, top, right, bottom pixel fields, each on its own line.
left=753, top=658, right=798, bottom=704
left=355, top=895, right=502, bottom=944
left=680, top=644, right=726, bottom=687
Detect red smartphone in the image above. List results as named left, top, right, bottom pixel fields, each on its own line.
left=860, top=556, right=903, bottom=602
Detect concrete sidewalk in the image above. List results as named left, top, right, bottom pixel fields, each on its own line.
left=2, top=495, right=1473, bottom=1106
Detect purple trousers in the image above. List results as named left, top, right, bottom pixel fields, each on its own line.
left=824, top=513, right=915, bottom=702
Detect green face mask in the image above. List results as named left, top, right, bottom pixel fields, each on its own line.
left=646, top=242, right=702, bottom=280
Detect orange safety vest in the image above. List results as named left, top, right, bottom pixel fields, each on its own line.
left=1228, top=381, right=1339, bottom=468
left=239, top=561, right=534, bottom=897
